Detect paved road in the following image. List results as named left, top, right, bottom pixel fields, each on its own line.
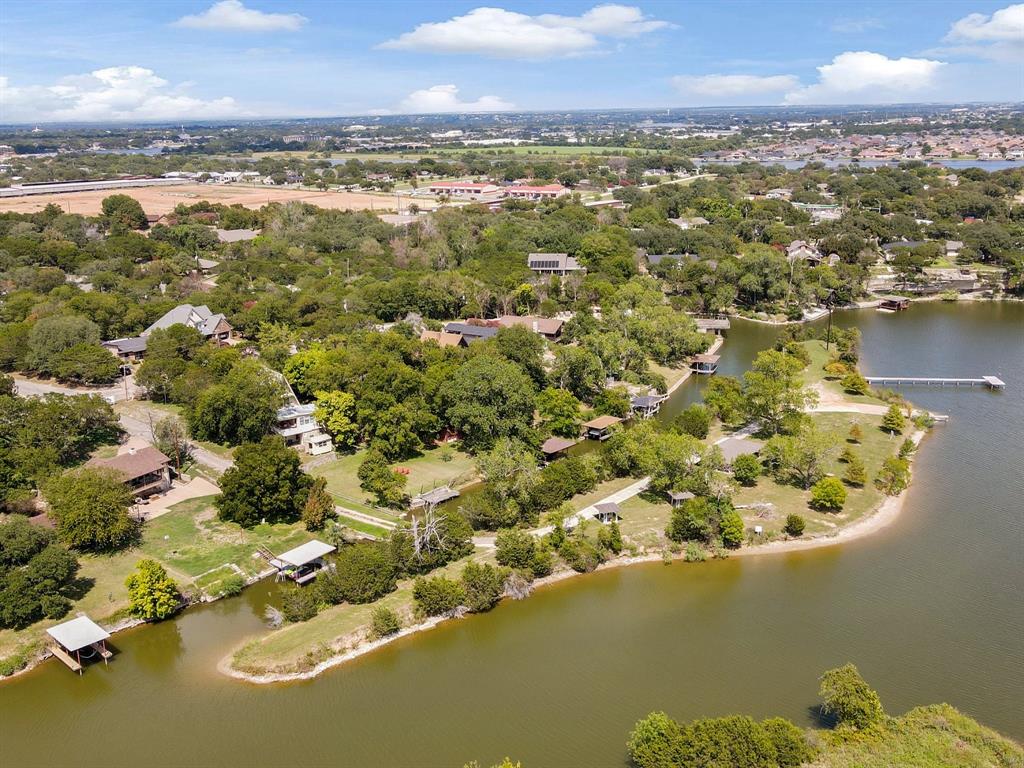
left=11, top=373, right=135, bottom=402
left=117, top=407, right=234, bottom=473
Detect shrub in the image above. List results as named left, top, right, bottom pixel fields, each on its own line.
left=461, top=562, right=509, bottom=613
left=844, top=454, right=867, bottom=487
left=898, top=437, right=916, bottom=458
left=627, top=712, right=685, bottom=768
left=732, top=453, right=761, bottom=486
left=683, top=541, right=707, bottom=562
left=370, top=606, right=400, bottom=639
left=0, top=519, right=79, bottom=630
left=784, top=514, right=805, bottom=537
left=681, top=715, right=778, bottom=768
left=495, top=528, right=536, bottom=569
left=667, top=497, right=715, bottom=544
left=719, top=509, right=745, bottom=549
left=881, top=404, right=906, bottom=434
left=597, top=521, right=623, bottom=554
left=217, top=573, right=245, bottom=598
left=840, top=372, right=869, bottom=395
left=412, top=576, right=465, bottom=617
left=875, top=456, right=910, bottom=495
left=529, top=546, right=554, bottom=578
left=316, top=541, right=397, bottom=605
left=761, top=717, right=815, bottom=767
left=818, top=663, right=884, bottom=730
left=810, top=477, right=847, bottom=511
left=280, top=585, right=319, bottom=623
left=126, top=559, right=181, bottom=621
left=848, top=423, right=863, bottom=443
left=558, top=536, right=605, bottom=573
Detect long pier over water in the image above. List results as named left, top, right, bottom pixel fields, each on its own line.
left=865, top=375, right=1006, bottom=390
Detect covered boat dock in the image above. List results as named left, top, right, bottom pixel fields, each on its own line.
left=269, top=540, right=336, bottom=584
left=46, top=616, right=112, bottom=674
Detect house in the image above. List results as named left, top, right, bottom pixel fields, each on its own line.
left=583, top=415, right=623, bottom=441
left=144, top=304, right=233, bottom=342
left=494, top=315, right=564, bottom=340
left=540, top=436, right=576, bottom=462
left=667, top=490, right=695, bottom=508
left=786, top=240, right=822, bottom=264
left=668, top=216, right=709, bottom=230
left=420, top=328, right=465, bottom=348
left=102, top=335, right=148, bottom=362
left=593, top=502, right=622, bottom=523
left=88, top=445, right=171, bottom=498
left=214, top=228, right=260, bottom=243
left=427, top=181, right=501, bottom=198
left=505, top=184, right=569, bottom=200
left=945, top=240, right=964, bottom=259
left=442, top=322, right=499, bottom=343
left=766, top=188, right=793, bottom=200
left=196, top=257, right=220, bottom=274
left=717, top=437, right=765, bottom=467
left=691, top=354, right=720, bottom=374
left=273, top=403, right=334, bottom=456
left=527, top=253, right=584, bottom=277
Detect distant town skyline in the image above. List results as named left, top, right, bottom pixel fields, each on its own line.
left=1, top=1, right=1021, bottom=122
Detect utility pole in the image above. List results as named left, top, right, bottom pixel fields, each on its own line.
left=824, top=288, right=836, bottom=351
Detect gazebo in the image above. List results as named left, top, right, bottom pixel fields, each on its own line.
left=46, top=616, right=112, bottom=674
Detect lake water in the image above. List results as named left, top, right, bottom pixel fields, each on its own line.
left=1, top=302, right=1021, bottom=767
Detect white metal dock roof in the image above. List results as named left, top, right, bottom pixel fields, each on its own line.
left=278, top=540, right=336, bottom=567
left=46, top=616, right=110, bottom=651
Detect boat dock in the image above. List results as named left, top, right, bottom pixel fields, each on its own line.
left=865, top=375, right=1005, bottom=390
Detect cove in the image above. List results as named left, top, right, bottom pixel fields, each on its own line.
left=1, top=301, right=1021, bottom=768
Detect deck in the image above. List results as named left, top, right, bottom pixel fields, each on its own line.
left=865, top=375, right=1005, bottom=390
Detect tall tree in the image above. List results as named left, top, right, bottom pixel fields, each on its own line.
left=216, top=436, right=312, bottom=527
left=443, top=356, right=536, bottom=451
left=45, top=467, right=135, bottom=552
left=742, top=349, right=817, bottom=434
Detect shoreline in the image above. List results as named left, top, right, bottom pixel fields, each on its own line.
left=222, top=428, right=927, bottom=685
left=665, top=334, right=725, bottom=396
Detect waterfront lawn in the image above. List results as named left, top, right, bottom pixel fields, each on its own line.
left=801, top=340, right=886, bottom=406
left=313, top=446, right=477, bottom=508
left=569, top=476, right=640, bottom=511
left=734, top=412, right=899, bottom=537
left=616, top=493, right=674, bottom=552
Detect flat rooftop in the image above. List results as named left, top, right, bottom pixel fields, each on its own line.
left=47, top=616, right=110, bottom=651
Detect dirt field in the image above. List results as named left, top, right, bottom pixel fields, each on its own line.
left=0, top=183, right=437, bottom=216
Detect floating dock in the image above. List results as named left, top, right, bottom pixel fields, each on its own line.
left=865, top=375, right=1005, bottom=390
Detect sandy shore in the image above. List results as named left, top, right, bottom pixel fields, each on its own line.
left=224, top=428, right=926, bottom=684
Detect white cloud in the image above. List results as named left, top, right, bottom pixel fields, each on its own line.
left=830, top=17, right=884, bottom=33
left=672, top=73, right=799, bottom=99
left=395, top=84, right=514, bottom=114
left=379, top=4, right=669, bottom=59
left=784, top=51, right=945, bottom=104
left=0, top=66, right=248, bottom=122
left=942, top=4, right=1024, bottom=61
left=174, top=0, right=307, bottom=32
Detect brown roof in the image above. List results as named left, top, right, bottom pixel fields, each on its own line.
left=89, top=447, right=169, bottom=482
left=495, top=315, right=564, bottom=336
left=583, top=415, right=623, bottom=430
left=540, top=436, right=577, bottom=454
left=693, top=354, right=721, bottom=363
left=420, top=329, right=463, bottom=348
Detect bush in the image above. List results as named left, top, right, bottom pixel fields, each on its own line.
left=810, top=477, right=847, bottom=511
left=370, top=606, right=400, bottom=639
left=667, top=497, right=715, bottom=544
left=627, top=712, right=685, bottom=768
left=529, top=546, right=554, bottom=578
left=45, top=467, right=136, bottom=552
left=673, top=404, right=711, bottom=439
left=0, top=519, right=79, bottom=630
left=217, top=573, right=246, bottom=597
left=495, top=528, right=536, bottom=569
left=316, top=541, right=397, bottom=605
left=412, top=576, right=465, bottom=617
left=597, top=521, right=623, bottom=554
left=760, top=717, right=815, bottom=767
left=840, top=372, right=869, bottom=395
left=732, top=453, right=761, bottom=486
left=881, top=404, right=906, bottom=434
left=682, top=715, right=778, bottom=768
left=125, top=559, right=181, bottom=621
left=683, top=541, right=707, bottom=562
left=898, top=437, right=916, bottom=458
left=819, top=663, right=885, bottom=730
left=357, top=448, right=407, bottom=508
left=784, top=514, right=806, bottom=537
left=719, top=509, right=745, bottom=549
left=558, top=536, right=605, bottom=573
left=280, top=585, right=319, bottom=622
left=875, top=456, right=910, bottom=495
left=461, top=562, right=509, bottom=613
left=848, top=423, right=863, bottom=443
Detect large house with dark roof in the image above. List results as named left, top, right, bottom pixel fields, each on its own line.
left=88, top=445, right=171, bottom=498
left=103, top=304, right=233, bottom=362
left=527, top=253, right=584, bottom=277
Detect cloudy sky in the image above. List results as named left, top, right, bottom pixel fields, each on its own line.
left=0, top=1, right=1021, bottom=122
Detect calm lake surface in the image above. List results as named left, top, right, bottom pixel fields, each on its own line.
left=1, top=302, right=1021, bottom=768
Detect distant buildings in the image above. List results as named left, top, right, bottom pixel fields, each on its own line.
left=427, top=181, right=501, bottom=198
left=505, top=184, right=569, bottom=200
left=528, top=253, right=584, bottom=276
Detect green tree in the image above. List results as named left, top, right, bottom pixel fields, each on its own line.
left=810, top=476, right=848, bottom=511
left=848, top=422, right=863, bottom=443
left=495, top=325, right=547, bottom=388
left=761, top=717, right=814, bottom=768
left=844, top=453, right=867, bottom=486
left=702, top=375, right=746, bottom=426
left=216, top=436, right=312, bottom=527
left=719, top=509, right=745, bottom=548
left=45, top=467, right=135, bottom=552
left=742, top=349, right=817, bottom=434
left=875, top=456, right=910, bottom=495
left=125, top=559, right=181, bottom=621
left=316, top=541, right=397, bottom=604
left=475, top=439, right=540, bottom=523
left=681, top=715, right=778, bottom=768
left=280, top=585, right=319, bottom=622
left=101, top=194, right=147, bottom=233
left=443, top=356, right=536, bottom=451
left=841, top=372, right=870, bottom=395
left=881, top=403, right=906, bottom=434
left=536, top=387, right=583, bottom=438
left=188, top=360, right=285, bottom=446
left=673, top=404, right=711, bottom=439
left=495, top=528, right=536, bottom=570
left=412, top=575, right=466, bottom=617
left=551, top=346, right=606, bottom=402
left=302, top=476, right=335, bottom=531
left=784, top=513, right=805, bottom=537
left=593, top=385, right=632, bottom=418
left=598, top=521, right=623, bottom=554
left=461, top=561, right=509, bottom=612
left=0, top=518, right=79, bottom=630
left=763, top=422, right=839, bottom=489
left=819, top=663, right=885, bottom=729
left=24, top=315, right=101, bottom=376
left=732, top=453, right=761, bottom=486
left=627, top=712, right=685, bottom=768
left=314, top=390, right=359, bottom=451
left=899, top=437, right=916, bottom=458
left=357, top=448, right=407, bottom=507
left=370, top=606, right=400, bottom=639
left=53, top=343, right=119, bottom=385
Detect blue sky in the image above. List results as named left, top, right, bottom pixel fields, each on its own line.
left=1, top=1, right=1021, bottom=122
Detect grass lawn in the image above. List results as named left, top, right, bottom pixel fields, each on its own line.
left=569, top=476, right=639, bottom=511
left=336, top=514, right=390, bottom=539
left=801, top=339, right=888, bottom=406
left=649, top=361, right=691, bottom=393
left=733, top=411, right=901, bottom=537
left=617, top=493, right=674, bottom=552
left=313, top=446, right=477, bottom=509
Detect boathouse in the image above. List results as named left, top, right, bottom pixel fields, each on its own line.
left=583, top=415, right=623, bottom=440
left=270, top=540, right=336, bottom=584
left=878, top=296, right=910, bottom=311
left=46, top=616, right=112, bottom=674
left=694, top=317, right=730, bottom=335
left=691, top=354, right=720, bottom=374
left=631, top=394, right=667, bottom=419
left=540, top=436, right=576, bottom=462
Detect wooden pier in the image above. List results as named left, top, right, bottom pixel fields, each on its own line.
left=865, top=375, right=1005, bottom=390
